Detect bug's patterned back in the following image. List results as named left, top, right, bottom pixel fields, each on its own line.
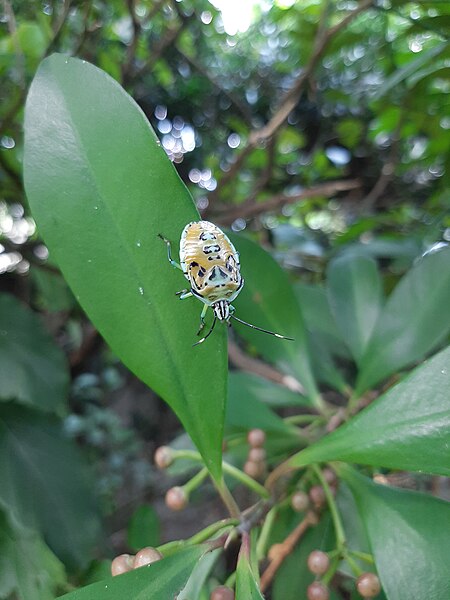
left=180, top=221, right=243, bottom=305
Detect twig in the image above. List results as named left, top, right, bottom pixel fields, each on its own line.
left=228, top=339, right=305, bottom=394
left=260, top=510, right=319, bottom=592
left=207, top=0, right=373, bottom=206
left=214, top=178, right=361, bottom=225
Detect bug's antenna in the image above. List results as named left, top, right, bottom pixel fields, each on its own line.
left=230, top=315, right=294, bottom=341
left=193, top=316, right=217, bottom=346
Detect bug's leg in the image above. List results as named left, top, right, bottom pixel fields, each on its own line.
left=158, top=234, right=182, bottom=270
left=197, top=304, right=208, bottom=335
left=229, top=304, right=236, bottom=314
left=177, top=290, right=193, bottom=300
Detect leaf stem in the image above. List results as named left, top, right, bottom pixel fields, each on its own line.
left=182, top=466, right=209, bottom=495
left=312, top=464, right=346, bottom=549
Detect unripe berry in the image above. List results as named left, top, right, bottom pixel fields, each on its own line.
left=165, top=486, right=187, bottom=511
left=154, top=446, right=174, bottom=469
left=307, top=581, right=330, bottom=600
left=243, top=459, right=265, bottom=479
left=111, top=553, right=134, bottom=576
left=307, top=550, right=330, bottom=575
left=322, top=467, right=337, bottom=486
left=133, top=547, right=163, bottom=568
left=247, top=428, right=266, bottom=448
left=248, top=447, right=266, bottom=462
left=309, top=485, right=326, bottom=509
left=356, top=572, right=381, bottom=598
left=210, top=585, right=235, bottom=600
left=291, top=490, right=309, bottom=512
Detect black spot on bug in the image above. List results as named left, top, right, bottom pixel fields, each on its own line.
left=190, top=261, right=199, bottom=269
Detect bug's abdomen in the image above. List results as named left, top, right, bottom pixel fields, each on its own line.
left=179, top=221, right=243, bottom=305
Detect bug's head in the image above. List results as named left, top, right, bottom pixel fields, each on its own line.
left=212, top=300, right=230, bottom=321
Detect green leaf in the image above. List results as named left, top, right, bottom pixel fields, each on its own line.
left=229, top=234, right=321, bottom=408
left=326, top=254, right=383, bottom=364
left=178, top=548, right=220, bottom=600
left=0, top=293, right=68, bottom=414
left=57, top=545, right=206, bottom=600
left=23, top=54, right=227, bottom=481
left=272, top=514, right=334, bottom=600
left=287, top=345, right=450, bottom=476
left=0, top=512, right=66, bottom=600
left=372, top=42, right=448, bottom=99
left=227, top=374, right=304, bottom=435
left=0, top=404, right=101, bottom=568
left=356, top=246, right=450, bottom=394
left=341, top=466, right=450, bottom=600
left=31, top=268, right=75, bottom=312
left=235, top=537, right=264, bottom=600
left=127, top=505, right=160, bottom=552
left=228, top=371, right=308, bottom=408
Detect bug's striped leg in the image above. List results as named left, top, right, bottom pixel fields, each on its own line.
left=197, top=304, right=209, bottom=335
left=177, top=290, right=193, bottom=300
left=158, top=234, right=182, bottom=270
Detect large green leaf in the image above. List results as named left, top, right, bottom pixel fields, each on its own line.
left=287, top=345, right=450, bottom=476
left=23, top=54, right=227, bottom=481
left=326, top=254, right=382, bottom=364
left=229, top=234, right=321, bottom=408
left=341, top=467, right=450, bottom=600
left=0, top=512, right=66, bottom=600
left=0, top=293, right=68, bottom=414
left=0, top=404, right=101, bottom=568
left=58, top=545, right=206, bottom=599
left=356, top=246, right=450, bottom=394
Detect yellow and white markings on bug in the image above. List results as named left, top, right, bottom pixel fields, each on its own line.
left=158, top=221, right=294, bottom=345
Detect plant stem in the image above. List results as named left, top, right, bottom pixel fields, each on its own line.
left=222, top=462, right=270, bottom=499
left=216, top=477, right=241, bottom=518
left=350, top=549, right=375, bottom=564
left=158, top=518, right=239, bottom=556
left=182, top=466, right=209, bottom=495
left=256, top=505, right=278, bottom=559
left=284, top=414, right=323, bottom=425
left=312, top=464, right=346, bottom=548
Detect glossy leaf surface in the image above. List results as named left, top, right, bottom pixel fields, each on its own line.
left=342, top=467, right=450, bottom=600
left=327, top=254, right=382, bottom=363
left=229, top=234, right=320, bottom=406
left=24, top=54, right=227, bottom=480
left=0, top=293, right=68, bottom=414
left=0, top=404, right=100, bottom=568
left=356, top=246, right=450, bottom=394
left=58, top=545, right=206, bottom=599
left=288, top=345, right=450, bottom=476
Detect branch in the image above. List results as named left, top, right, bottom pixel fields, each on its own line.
left=214, top=179, right=361, bottom=225
left=260, top=511, right=319, bottom=592
left=207, top=0, right=373, bottom=206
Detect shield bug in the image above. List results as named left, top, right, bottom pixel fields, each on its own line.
left=159, top=221, right=294, bottom=345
